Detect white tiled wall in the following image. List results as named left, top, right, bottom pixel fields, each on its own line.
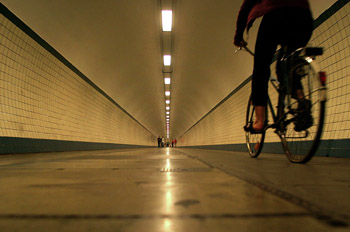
left=179, top=3, right=350, bottom=148
left=0, top=15, right=155, bottom=146
left=314, top=5, right=350, bottom=140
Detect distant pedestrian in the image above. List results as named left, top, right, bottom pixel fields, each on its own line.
left=157, top=136, right=162, bottom=147
left=161, top=137, right=165, bottom=147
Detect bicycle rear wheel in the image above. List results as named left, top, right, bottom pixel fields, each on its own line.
left=245, top=95, right=267, bottom=158
left=279, top=57, right=326, bottom=163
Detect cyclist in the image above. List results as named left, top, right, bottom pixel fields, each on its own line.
left=234, top=0, right=313, bottom=133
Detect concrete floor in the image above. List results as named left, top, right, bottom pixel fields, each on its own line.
left=0, top=148, right=349, bottom=232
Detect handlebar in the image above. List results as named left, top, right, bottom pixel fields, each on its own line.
left=235, top=45, right=254, bottom=56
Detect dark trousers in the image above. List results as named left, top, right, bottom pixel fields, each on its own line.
left=252, top=7, right=313, bottom=106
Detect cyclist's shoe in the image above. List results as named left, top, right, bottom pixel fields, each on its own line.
left=244, top=123, right=264, bottom=134
left=294, top=99, right=313, bottom=132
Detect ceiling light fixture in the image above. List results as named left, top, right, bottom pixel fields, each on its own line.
left=162, top=10, right=172, bottom=32
left=163, top=55, right=171, bottom=66
left=165, top=91, right=170, bottom=96
left=164, top=77, right=171, bottom=85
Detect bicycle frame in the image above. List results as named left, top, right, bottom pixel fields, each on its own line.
left=266, top=82, right=309, bottom=139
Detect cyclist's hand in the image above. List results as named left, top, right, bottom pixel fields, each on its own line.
left=233, top=32, right=246, bottom=46
left=233, top=39, right=247, bottom=48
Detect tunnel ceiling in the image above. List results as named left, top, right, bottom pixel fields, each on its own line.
left=1, top=0, right=336, bottom=139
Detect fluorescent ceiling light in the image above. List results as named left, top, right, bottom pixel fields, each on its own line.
left=164, top=55, right=171, bottom=66
left=166, top=100, right=170, bottom=104
left=164, top=77, right=171, bottom=85
left=166, top=106, right=170, bottom=110
left=162, top=10, right=172, bottom=31
left=165, top=91, right=170, bottom=96
left=166, top=115, right=170, bottom=118
left=166, top=112, right=170, bottom=115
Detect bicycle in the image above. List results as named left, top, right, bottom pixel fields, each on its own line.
left=238, top=45, right=327, bottom=163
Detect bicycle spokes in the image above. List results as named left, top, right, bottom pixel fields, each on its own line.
left=245, top=95, right=266, bottom=158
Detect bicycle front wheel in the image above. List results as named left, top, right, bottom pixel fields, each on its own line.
left=280, top=57, right=326, bottom=163
left=245, top=95, right=266, bottom=158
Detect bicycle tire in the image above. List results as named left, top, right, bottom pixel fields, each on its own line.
left=279, top=57, right=326, bottom=163
left=245, top=95, right=267, bottom=158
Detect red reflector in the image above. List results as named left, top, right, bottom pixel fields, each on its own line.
left=319, top=71, right=326, bottom=86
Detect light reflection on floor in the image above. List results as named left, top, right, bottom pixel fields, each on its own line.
left=164, top=148, right=173, bottom=231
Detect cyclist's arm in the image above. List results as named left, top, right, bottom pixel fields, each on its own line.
left=233, top=0, right=257, bottom=46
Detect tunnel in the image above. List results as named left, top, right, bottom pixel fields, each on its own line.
left=0, top=0, right=349, bottom=231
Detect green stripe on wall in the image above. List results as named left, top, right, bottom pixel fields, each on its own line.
left=180, top=139, right=350, bottom=158
left=313, top=0, right=350, bottom=29
left=0, top=137, right=152, bottom=155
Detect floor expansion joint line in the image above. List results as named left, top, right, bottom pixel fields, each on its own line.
left=176, top=150, right=350, bottom=228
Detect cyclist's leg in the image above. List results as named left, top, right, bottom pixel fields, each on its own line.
left=282, top=8, right=313, bottom=99
left=281, top=8, right=314, bottom=131
left=251, top=13, right=279, bottom=131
